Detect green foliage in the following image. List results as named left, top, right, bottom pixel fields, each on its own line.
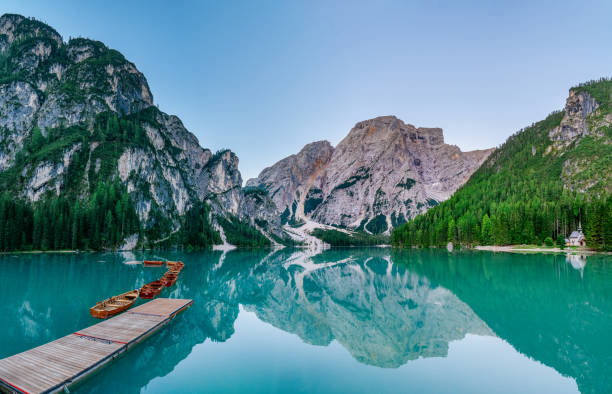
left=304, top=187, right=323, bottom=215
left=544, top=236, right=554, bottom=247
left=0, top=125, right=87, bottom=194
left=481, top=214, right=492, bottom=245
left=208, top=149, right=231, bottom=165
left=0, top=181, right=140, bottom=252
left=217, top=216, right=271, bottom=247
left=355, top=217, right=368, bottom=232
left=286, top=200, right=304, bottom=227
left=0, top=196, right=33, bottom=251
left=556, top=237, right=566, bottom=250
left=254, top=218, right=268, bottom=228
left=304, top=197, right=323, bottom=215
left=390, top=212, right=406, bottom=228
left=0, top=108, right=160, bottom=197
left=280, top=206, right=290, bottom=225
left=396, top=178, right=416, bottom=190
left=58, top=46, right=138, bottom=108
left=565, top=136, right=612, bottom=192
left=572, top=78, right=612, bottom=109
left=180, top=201, right=221, bottom=250
left=311, top=228, right=389, bottom=246
left=365, top=214, right=388, bottom=234
left=243, top=185, right=268, bottom=196
left=392, top=107, right=612, bottom=250
left=585, top=195, right=612, bottom=251
left=243, top=185, right=268, bottom=205
left=333, top=167, right=370, bottom=190
left=269, top=232, right=303, bottom=247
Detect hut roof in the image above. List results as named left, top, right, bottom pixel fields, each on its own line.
left=569, top=231, right=584, bottom=239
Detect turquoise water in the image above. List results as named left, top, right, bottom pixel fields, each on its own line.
left=0, top=249, right=611, bottom=394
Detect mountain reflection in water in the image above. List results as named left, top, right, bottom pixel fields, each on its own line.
left=0, top=249, right=609, bottom=393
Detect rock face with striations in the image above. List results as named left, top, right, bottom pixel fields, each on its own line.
left=549, top=90, right=599, bottom=144
left=248, top=116, right=494, bottom=233
left=0, top=14, right=273, bottom=243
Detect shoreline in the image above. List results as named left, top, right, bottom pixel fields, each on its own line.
left=0, top=249, right=80, bottom=255
left=473, top=245, right=606, bottom=255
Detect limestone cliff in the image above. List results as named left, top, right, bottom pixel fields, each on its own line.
left=0, top=14, right=269, bottom=245
left=248, top=116, right=493, bottom=233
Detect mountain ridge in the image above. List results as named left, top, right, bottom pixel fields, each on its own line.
left=0, top=13, right=280, bottom=250
left=248, top=115, right=493, bottom=234
left=392, top=79, right=612, bottom=250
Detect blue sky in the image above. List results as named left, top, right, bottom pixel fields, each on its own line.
left=4, top=1, right=612, bottom=180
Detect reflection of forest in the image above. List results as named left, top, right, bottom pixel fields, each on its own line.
left=0, top=252, right=157, bottom=357
left=391, top=250, right=612, bottom=394
left=77, top=248, right=496, bottom=392
left=2, top=249, right=609, bottom=394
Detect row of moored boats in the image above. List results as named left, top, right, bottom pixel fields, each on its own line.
left=139, top=261, right=184, bottom=299
left=89, top=260, right=185, bottom=319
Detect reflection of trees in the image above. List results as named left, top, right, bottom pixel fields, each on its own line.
left=79, top=249, right=289, bottom=392
left=81, top=247, right=493, bottom=392
left=391, top=250, right=612, bottom=394
left=5, top=249, right=608, bottom=393
left=0, top=252, right=154, bottom=358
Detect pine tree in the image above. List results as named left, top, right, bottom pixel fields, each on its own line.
left=481, top=214, right=492, bottom=245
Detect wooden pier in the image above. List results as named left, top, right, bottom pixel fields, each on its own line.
left=0, top=298, right=192, bottom=394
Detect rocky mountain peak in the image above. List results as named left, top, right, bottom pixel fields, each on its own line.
left=346, top=115, right=445, bottom=147
left=0, top=14, right=271, bottom=247
left=0, top=14, right=153, bottom=135
left=0, top=14, right=62, bottom=50
left=250, top=115, right=494, bottom=234
left=246, top=140, right=334, bottom=216
left=549, top=89, right=598, bottom=143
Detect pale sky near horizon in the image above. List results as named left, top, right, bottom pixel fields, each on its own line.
left=3, top=1, right=612, bottom=180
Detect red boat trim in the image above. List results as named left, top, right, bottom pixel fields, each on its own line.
left=0, top=376, right=29, bottom=394
left=73, top=332, right=128, bottom=345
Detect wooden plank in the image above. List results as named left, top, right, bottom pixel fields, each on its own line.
left=129, top=298, right=192, bottom=317
left=76, top=313, right=165, bottom=344
left=0, top=298, right=192, bottom=394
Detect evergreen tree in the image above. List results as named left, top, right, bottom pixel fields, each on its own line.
left=481, top=214, right=492, bottom=245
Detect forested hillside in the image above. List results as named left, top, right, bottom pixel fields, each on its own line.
left=0, top=14, right=280, bottom=251
left=392, top=79, right=612, bottom=251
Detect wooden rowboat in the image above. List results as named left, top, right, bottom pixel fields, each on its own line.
left=90, top=289, right=139, bottom=319
left=166, top=261, right=184, bottom=268
left=144, top=260, right=165, bottom=266
left=139, top=280, right=164, bottom=299
left=139, top=286, right=156, bottom=299
left=150, top=280, right=164, bottom=293
left=167, top=264, right=183, bottom=273
left=161, top=273, right=178, bottom=287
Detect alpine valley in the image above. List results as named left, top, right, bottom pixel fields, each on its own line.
left=0, top=14, right=494, bottom=252
left=0, top=13, right=610, bottom=252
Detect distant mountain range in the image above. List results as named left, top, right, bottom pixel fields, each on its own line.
left=0, top=13, right=608, bottom=251
left=247, top=116, right=492, bottom=234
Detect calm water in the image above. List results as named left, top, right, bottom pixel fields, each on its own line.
left=0, top=249, right=611, bottom=394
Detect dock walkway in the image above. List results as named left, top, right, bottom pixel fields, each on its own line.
left=0, top=298, right=192, bottom=394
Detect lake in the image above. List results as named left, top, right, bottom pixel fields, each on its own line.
left=0, top=249, right=610, bottom=393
